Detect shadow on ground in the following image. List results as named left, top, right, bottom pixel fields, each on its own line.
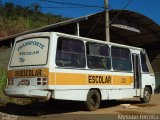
left=0, top=99, right=142, bottom=116
left=100, top=99, right=141, bottom=109
left=0, top=100, right=80, bottom=116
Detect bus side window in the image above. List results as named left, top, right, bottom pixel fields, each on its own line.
left=111, top=46, right=132, bottom=71
left=56, top=38, right=86, bottom=68
left=140, top=52, right=149, bottom=72
left=86, top=42, right=111, bottom=70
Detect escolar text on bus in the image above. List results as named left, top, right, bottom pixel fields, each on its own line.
left=19, top=50, right=39, bottom=56
left=88, top=75, right=112, bottom=84
left=14, top=69, right=42, bottom=77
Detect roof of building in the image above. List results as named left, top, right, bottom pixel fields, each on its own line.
left=0, top=10, right=160, bottom=50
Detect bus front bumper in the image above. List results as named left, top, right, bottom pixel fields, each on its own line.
left=4, top=88, right=52, bottom=100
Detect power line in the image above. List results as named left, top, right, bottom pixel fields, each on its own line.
left=87, top=16, right=102, bottom=37
left=109, top=0, right=133, bottom=25
left=40, top=6, right=102, bottom=10
left=40, top=0, right=104, bottom=9
left=41, top=6, right=84, bottom=8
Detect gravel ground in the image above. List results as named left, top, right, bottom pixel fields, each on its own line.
left=0, top=94, right=160, bottom=120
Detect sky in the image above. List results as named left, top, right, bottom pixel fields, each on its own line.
left=2, top=0, right=160, bottom=24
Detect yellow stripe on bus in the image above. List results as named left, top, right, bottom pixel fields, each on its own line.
left=112, top=76, right=134, bottom=85
left=7, top=68, right=49, bottom=78
left=55, top=73, right=86, bottom=85
left=8, top=68, right=134, bottom=86
left=48, top=72, right=55, bottom=85
left=48, top=73, right=134, bottom=85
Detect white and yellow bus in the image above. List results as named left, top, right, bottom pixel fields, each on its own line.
left=4, top=32, right=155, bottom=111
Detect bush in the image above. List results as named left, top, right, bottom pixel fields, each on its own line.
left=0, top=68, right=7, bottom=92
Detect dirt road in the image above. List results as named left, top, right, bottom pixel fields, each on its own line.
left=0, top=95, right=160, bottom=120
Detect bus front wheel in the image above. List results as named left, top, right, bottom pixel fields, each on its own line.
left=84, top=90, right=101, bottom=111
left=140, top=87, right=151, bottom=103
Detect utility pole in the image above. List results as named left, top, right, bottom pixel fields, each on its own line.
left=104, top=0, right=110, bottom=42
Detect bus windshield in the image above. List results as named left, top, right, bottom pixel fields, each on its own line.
left=10, top=37, right=49, bottom=67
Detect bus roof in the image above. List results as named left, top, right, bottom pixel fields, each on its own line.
left=15, top=31, right=144, bottom=51
left=56, top=32, right=144, bottom=51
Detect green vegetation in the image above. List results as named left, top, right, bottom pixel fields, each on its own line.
left=0, top=68, right=6, bottom=93
left=0, top=68, right=7, bottom=102
left=0, top=2, right=68, bottom=38
left=0, top=68, right=32, bottom=104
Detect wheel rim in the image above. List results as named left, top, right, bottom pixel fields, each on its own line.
left=144, top=90, right=150, bottom=101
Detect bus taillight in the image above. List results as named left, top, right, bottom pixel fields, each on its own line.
left=37, top=78, right=47, bottom=85
left=42, top=78, right=47, bottom=85
left=8, top=78, right=14, bottom=85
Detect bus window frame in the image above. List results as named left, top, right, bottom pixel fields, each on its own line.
left=111, top=46, right=132, bottom=72
left=86, top=42, right=111, bottom=70
left=140, top=51, right=150, bottom=73
left=55, top=37, right=86, bottom=68
left=9, top=37, right=50, bottom=67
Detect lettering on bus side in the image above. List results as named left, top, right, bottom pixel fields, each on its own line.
left=14, top=69, right=42, bottom=77
left=88, top=75, right=112, bottom=84
left=17, top=41, right=45, bottom=51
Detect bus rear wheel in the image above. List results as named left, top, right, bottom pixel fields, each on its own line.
left=84, top=90, right=101, bottom=111
left=140, top=87, right=151, bottom=103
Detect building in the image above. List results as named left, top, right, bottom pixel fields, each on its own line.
left=0, top=10, right=160, bottom=85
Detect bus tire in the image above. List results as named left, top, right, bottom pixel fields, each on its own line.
left=140, top=87, right=151, bottom=103
left=84, top=90, right=101, bottom=111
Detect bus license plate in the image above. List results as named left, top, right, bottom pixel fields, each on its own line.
left=19, top=80, right=30, bottom=86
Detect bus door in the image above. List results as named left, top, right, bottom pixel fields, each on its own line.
left=132, top=54, right=141, bottom=96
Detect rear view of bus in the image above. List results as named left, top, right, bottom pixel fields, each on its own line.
left=4, top=32, right=52, bottom=100
left=4, top=32, right=156, bottom=111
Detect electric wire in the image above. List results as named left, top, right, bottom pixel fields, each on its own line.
left=40, top=0, right=104, bottom=9
left=40, top=6, right=102, bottom=10
left=86, top=16, right=102, bottom=37
left=109, top=0, right=133, bottom=25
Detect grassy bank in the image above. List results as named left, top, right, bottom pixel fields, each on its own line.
left=0, top=68, right=8, bottom=104
left=0, top=68, right=32, bottom=105
left=0, top=68, right=7, bottom=95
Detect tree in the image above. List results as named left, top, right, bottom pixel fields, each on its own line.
left=30, top=3, right=41, bottom=21
left=0, top=2, right=68, bottom=38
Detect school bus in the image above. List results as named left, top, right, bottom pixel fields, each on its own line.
left=4, top=32, right=155, bottom=111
